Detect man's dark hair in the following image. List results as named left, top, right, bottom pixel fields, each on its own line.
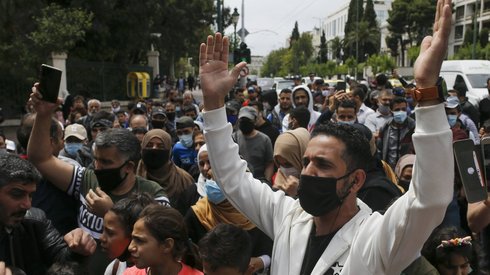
left=46, top=261, right=87, bottom=275
left=95, top=128, right=141, bottom=163
left=452, top=84, right=467, bottom=98
left=290, top=106, right=310, bottom=129
left=351, top=87, right=366, bottom=101
left=17, top=114, right=59, bottom=151
left=0, top=153, right=41, bottom=187
left=199, top=224, right=252, bottom=274
left=248, top=101, right=263, bottom=113
left=390, top=96, right=407, bottom=109
left=336, top=99, right=356, bottom=112
left=375, top=74, right=388, bottom=87
left=279, top=88, right=292, bottom=95
left=311, top=122, right=372, bottom=171
left=93, top=110, right=115, bottom=123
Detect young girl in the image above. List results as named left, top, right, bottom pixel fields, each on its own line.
left=124, top=205, right=202, bottom=275
left=101, top=193, right=156, bottom=275
left=422, top=226, right=474, bottom=275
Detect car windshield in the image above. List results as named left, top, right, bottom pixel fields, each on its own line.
left=467, top=74, right=490, bottom=88
left=277, top=80, right=294, bottom=90
left=258, top=78, right=274, bottom=90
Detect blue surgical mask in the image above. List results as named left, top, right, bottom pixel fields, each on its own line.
left=205, top=179, right=226, bottom=204
left=447, top=114, right=458, bottom=127
left=64, top=143, right=83, bottom=156
left=337, top=119, right=355, bottom=125
left=393, top=111, right=407, bottom=124
left=178, top=133, right=193, bottom=148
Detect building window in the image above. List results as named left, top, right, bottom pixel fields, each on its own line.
left=484, top=0, right=490, bottom=12
left=456, top=6, right=464, bottom=20
left=455, top=25, right=464, bottom=40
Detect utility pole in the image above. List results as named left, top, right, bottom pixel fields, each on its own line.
left=217, top=0, right=223, bottom=33
left=241, top=0, right=245, bottom=42
left=472, top=0, right=479, bottom=59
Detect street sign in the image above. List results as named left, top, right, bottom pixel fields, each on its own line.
left=237, top=28, right=249, bottom=37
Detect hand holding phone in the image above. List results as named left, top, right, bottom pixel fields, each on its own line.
left=38, top=64, right=62, bottom=103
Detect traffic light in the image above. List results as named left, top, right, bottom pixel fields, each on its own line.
left=234, top=42, right=251, bottom=65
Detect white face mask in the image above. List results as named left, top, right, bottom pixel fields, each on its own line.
left=280, top=166, right=300, bottom=178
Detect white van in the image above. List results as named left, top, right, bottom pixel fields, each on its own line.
left=440, top=60, right=490, bottom=106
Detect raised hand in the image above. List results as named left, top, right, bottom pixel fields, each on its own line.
left=29, top=83, right=63, bottom=117
left=413, top=0, right=452, bottom=90
left=199, top=33, right=247, bottom=111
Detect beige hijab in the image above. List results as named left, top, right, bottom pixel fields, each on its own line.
left=273, top=128, right=310, bottom=188
left=136, top=129, right=194, bottom=198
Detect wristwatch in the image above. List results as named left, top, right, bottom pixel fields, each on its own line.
left=407, top=77, right=446, bottom=102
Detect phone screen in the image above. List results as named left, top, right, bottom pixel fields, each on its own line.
left=39, top=64, right=62, bottom=103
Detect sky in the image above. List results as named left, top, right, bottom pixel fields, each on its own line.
left=222, top=0, right=347, bottom=56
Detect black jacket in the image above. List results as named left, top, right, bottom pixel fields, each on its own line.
left=0, top=208, right=75, bottom=275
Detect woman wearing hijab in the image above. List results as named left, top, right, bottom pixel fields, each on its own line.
left=185, top=144, right=273, bottom=274
left=272, top=128, right=310, bottom=197
left=137, top=129, right=200, bottom=216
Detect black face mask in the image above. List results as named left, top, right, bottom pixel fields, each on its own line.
left=151, top=120, right=166, bottom=129
left=399, top=179, right=410, bottom=192
left=297, top=172, right=354, bottom=217
left=94, top=161, right=129, bottom=193
left=166, top=112, right=176, bottom=121
left=238, top=119, right=255, bottom=135
left=142, top=149, right=170, bottom=169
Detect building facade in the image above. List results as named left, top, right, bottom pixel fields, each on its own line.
left=449, top=0, right=490, bottom=57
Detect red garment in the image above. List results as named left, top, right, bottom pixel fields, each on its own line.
left=123, top=263, right=202, bottom=275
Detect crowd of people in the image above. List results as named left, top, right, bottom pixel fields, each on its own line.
left=0, top=0, right=489, bottom=274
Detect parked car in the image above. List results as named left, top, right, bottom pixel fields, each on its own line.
left=440, top=60, right=490, bottom=106
left=257, top=77, right=274, bottom=90
left=272, top=79, right=295, bottom=95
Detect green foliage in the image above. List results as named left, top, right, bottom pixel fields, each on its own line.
left=366, top=54, right=396, bottom=75
left=480, top=28, right=489, bottom=48
left=290, top=21, right=300, bottom=47
left=387, top=0, right=436, bottom=65
left=261, top=48, right=289, bottom=77
left=407, top=46, right=420, bottom=66
left=318, top=30, right=328, bottom=63
left=344, top=0, right=364, bottom=59
left=385, top=35, right=399, bottom=57
left=452, top=43, right=490, bottom=60
left=290, top=32, right=314, bottom=74
left=344, top=21, right=380, bottom=62
left=29, top=4, right=93, bottom=54
left=329, top=37, right=343, bottom=62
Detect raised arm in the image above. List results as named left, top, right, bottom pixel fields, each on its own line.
left=467, top=197, right=490, bottom=233
left=27, top=85, right=75, bottom=192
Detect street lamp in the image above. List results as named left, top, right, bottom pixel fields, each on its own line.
left=232, top=8, right=240, bottom=50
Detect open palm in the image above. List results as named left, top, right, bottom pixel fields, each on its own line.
left=199, top=33, right=246, bottom=110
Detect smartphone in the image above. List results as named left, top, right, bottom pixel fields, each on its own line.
left=453, top=139, right=488, bottom=203
left=481, top=137, right=490, bottom=192
left=38, top=64, right=62, bottom=103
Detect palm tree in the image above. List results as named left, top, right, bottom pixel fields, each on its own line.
left=344, top=21, right=380, bottom=62
left=329, top=37, right=344, bottom=64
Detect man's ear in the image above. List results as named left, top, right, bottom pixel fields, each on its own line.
left=350, top=169, right=366, bottom=193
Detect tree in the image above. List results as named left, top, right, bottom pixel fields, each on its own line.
left=329, top=37, right=343, bottom=63
left=366, top=54, right=396, bottom=75
left=362, top=0, right=380, bottom=57
left=344, top=21, right=380, bottom=62
left=29, top=3, right=93, bottom=54
left=480, top=28, right=489, bottom=48
left=262, top=48, right=289, bottom=77
left=387, top=0, right=437, bottom=66
left=290, top=21, right=300, bottom=48
left=318, top=30, right=328, bottom=63
left=385, top=35, right=399, bottom=58
left=290, top=32, right=314, bottom=74
left=343, top=0, right=364, bottom=59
